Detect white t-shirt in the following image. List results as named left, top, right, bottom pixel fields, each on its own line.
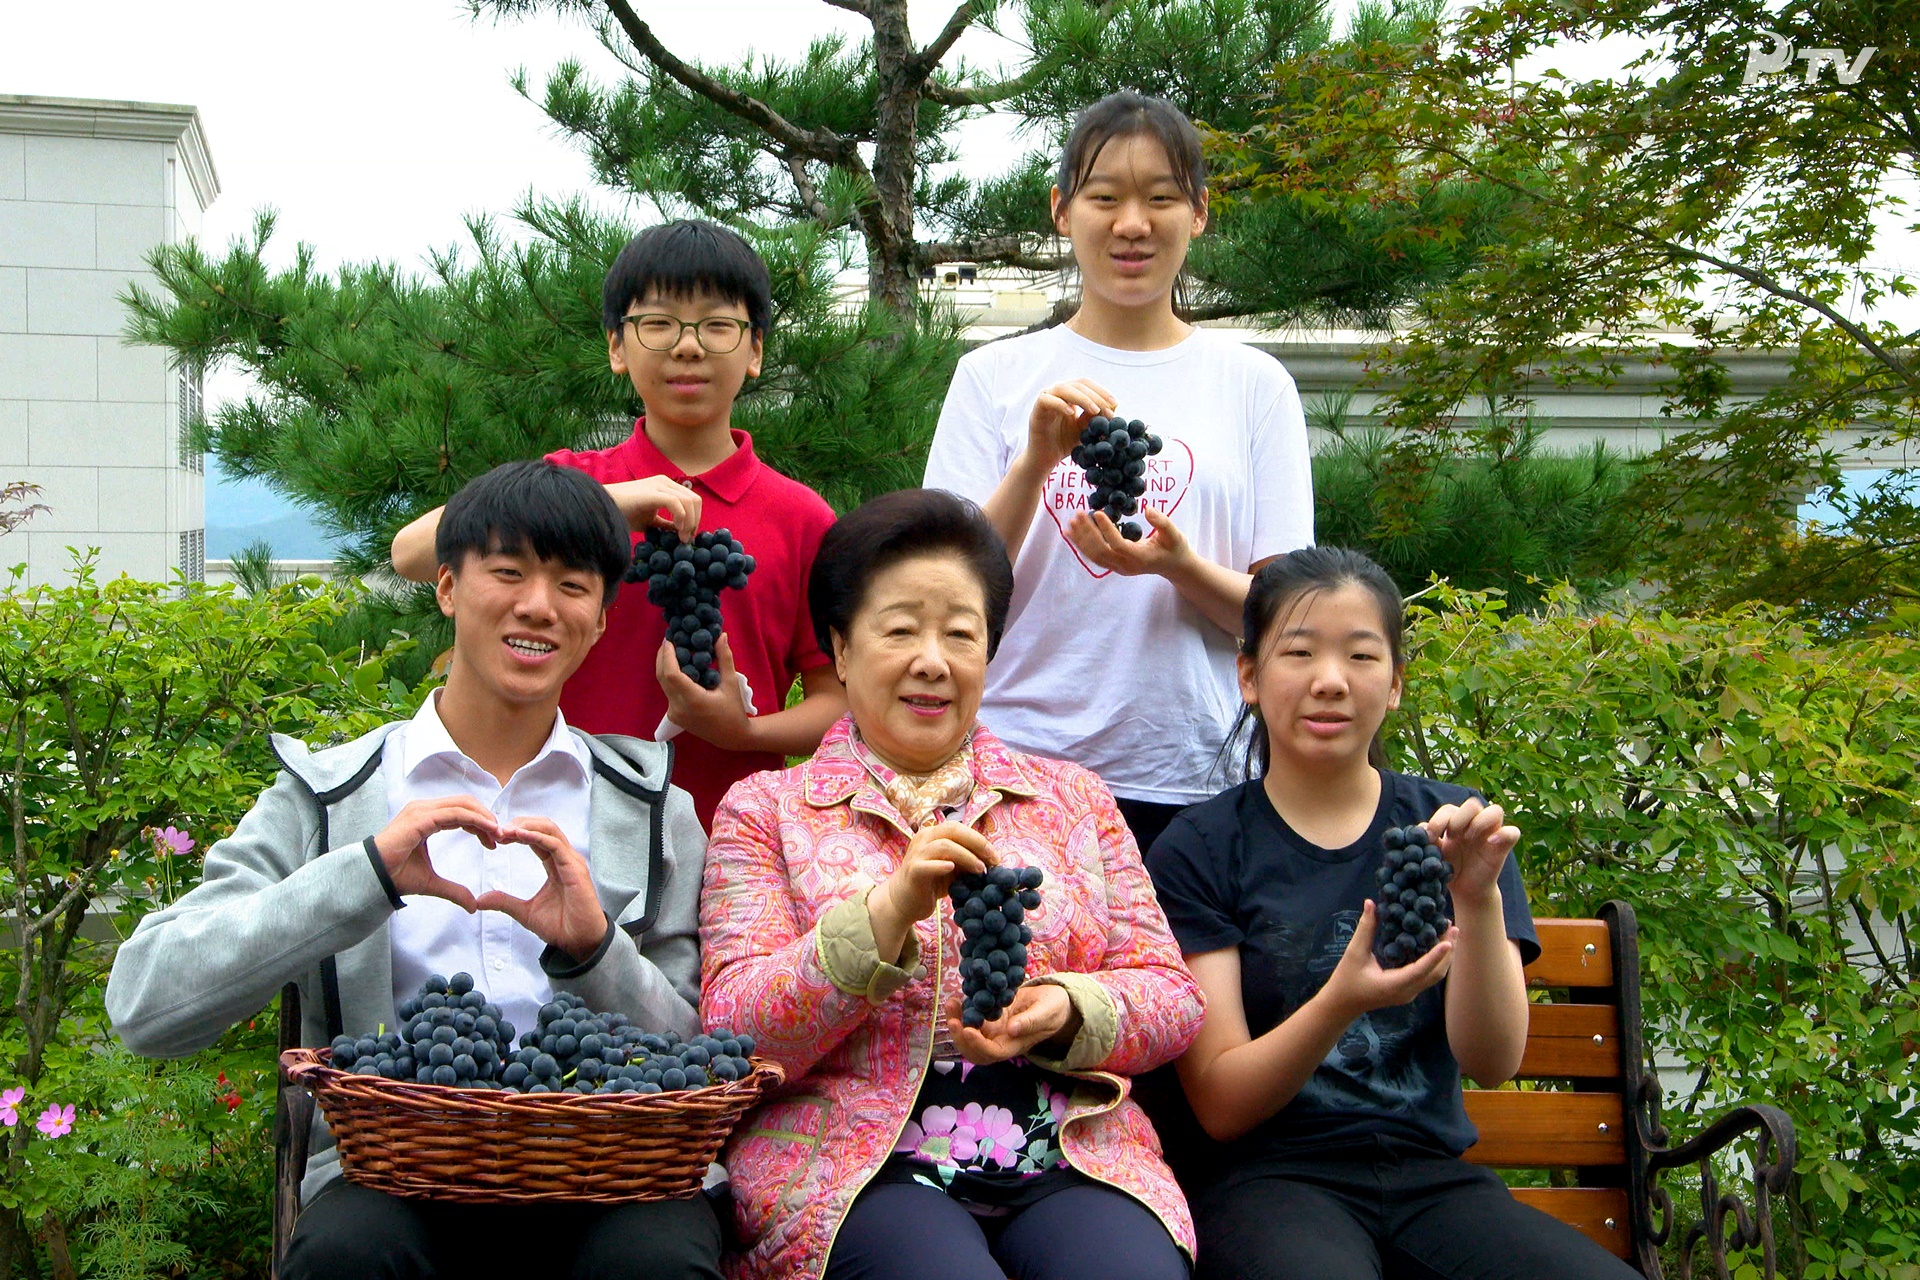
left=924, top=324, right=1314, bottom=805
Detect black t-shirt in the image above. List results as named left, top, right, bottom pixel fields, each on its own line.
left=1140, top=770, right=1539, bottom=1187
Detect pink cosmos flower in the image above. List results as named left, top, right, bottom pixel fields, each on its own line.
left=895, top=1104, right=963, bottom=1163
left=0, top=1087, right=22, bottom=1127
left=154, top=826, right=195, bottom=857
left=35, top=1103, right=73, bottom=1138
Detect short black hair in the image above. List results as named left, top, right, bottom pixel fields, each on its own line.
left=602, top=219, right=774, bottom=337
left=809, top=489, right=1015, bottom=660
left=435, top=460, right=630, bottom=606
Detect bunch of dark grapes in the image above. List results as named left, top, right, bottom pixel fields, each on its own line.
left=1371, top=826, right=1454, bottom=968
left=330, top=972, right=518, bottom=1086
left=500, top=992, right=757, bottom=1095
left=1069, top=415, right=1162, bottom=541
left=627, top=527, right=756, bottom=690
left=327, top=976, right=757, bottom=1095
left=948, top=865, right=1045, bottom=1028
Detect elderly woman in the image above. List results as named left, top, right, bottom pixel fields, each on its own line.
left=700, top=488, right=1203, bottom=1280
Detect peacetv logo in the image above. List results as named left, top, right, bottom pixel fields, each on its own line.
left=1743, top=33, right=1876, bottom=86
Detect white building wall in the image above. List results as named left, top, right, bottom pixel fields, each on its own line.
left=0, top=96, right=218, bottom=587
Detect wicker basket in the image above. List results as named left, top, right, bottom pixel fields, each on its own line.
left=281, top=1048, right=783, bottom=1203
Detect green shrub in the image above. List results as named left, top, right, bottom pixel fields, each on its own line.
left=0, top=558, right=417, bottom=1277
left=1396, top=584, right=1920, bottom=1278
left=1313, top=423, right=1646, bottom=609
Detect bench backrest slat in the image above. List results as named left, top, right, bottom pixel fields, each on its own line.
left=1524, top=919, right=1614, bottom=987
left=1516, top=1002, right=1621, bottom=1079
left=1461, top=1090, right=1626, bottom=1166
left=1507, top=1187, right=1632, bottom=1259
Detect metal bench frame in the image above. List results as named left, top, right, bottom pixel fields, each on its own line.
left=1462, top=901, right=1796, bottom=1278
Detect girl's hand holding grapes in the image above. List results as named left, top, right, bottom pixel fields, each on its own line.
left=1066, top=503, right=1191, bottom=577
left=1316, top=899, right=1456, bottom=1021
left=1424, top=799, right=1520, bottom=907
left=1022, top=380, right=1117, bottom=474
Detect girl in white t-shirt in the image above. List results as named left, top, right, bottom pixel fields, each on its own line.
left=923, top=91, right=1315, bottom=852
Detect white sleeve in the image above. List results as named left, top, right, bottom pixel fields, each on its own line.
left=923, top=352, right=1013, bottom=505
left=1248, top=363, right=1316, bottom=562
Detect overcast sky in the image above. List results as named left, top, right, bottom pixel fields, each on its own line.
left=3, top=1, right=1909, bottom=539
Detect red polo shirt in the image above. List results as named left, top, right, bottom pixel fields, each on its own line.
left=547, top=421, right=837, bottom=829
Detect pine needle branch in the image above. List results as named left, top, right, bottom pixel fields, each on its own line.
left=599, top=0, right=859, bottom=168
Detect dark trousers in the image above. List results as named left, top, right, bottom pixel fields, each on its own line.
left=1116, top=798, right=1186, bottom=859
left=283, top=1178, right=724, bottom=1280
left=1191, top=1139, right=1642, bottom=1280
left=825, top=1180, right=1189, bottom=1280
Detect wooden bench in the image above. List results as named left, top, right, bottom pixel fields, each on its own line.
left=1464, top=901, right=1796, bottom=1278
left=269, top=901, right=1797, bottom=1279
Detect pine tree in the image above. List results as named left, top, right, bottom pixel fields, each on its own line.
left=125, top=204, right=961, bottom=637
left=1310, top=423, right=1646, bottom=610
left=488, top=0, right=1502, bottom=322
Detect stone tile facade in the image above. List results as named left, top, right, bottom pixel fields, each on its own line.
left=0, top=95, right=218, bottom=587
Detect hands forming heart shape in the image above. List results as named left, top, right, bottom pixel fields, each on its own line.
left=372, top=796, right=609, bottom=962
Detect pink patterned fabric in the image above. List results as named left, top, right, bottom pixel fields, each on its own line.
left=701, top=716, right=1205, bottom=1280
left=698, top=721, right=1205, bottom=1280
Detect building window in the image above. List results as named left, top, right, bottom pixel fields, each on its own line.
left=179, top=528, right=204, bottom=585
left=177, top=368, right=205, bottom=474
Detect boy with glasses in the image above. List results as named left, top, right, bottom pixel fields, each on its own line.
left=393, top=221, right=844, bottom=830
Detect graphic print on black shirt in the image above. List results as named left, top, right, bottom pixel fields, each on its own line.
left=1255, top=906, right=1439, bottom=1120
left=1138, top=770, right=1540, bottom=1189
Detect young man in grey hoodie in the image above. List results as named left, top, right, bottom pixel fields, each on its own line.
left=106, top=459, right=721, bottom=1280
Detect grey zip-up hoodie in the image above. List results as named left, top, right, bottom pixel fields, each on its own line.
left=105, top=720, right=704, bottom=1202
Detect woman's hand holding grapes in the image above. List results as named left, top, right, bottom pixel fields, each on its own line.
left=947, top=983, right=1080, bottom=1066
left=867, top=821, right=995, bottom=965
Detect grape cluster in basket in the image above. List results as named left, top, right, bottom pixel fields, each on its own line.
left=949, top=865, right=1045, bottom=1028
left=1371, top=825, right=1454, bottom=968
left=506, top=991, right=755, bottom=1095
left=330, top=972, right=517, bottom=1086
left=327, top=975, right=754, bottom=1095
left=1069, top=414, right=1163, bottom=540
left=628, top=527, right=756, bottom=690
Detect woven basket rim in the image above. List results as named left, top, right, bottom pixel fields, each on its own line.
left=280, top=1046, right=782, bottom=1203
left=282, top=1045, right=783, bottom=1109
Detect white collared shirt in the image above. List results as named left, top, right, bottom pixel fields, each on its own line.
left=383, top=692, right=594, bottom=1038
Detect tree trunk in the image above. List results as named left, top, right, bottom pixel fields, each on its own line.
left=38, top=1211, right=77, bottom=1280
left=865, top=0, right=921, bottom=320
left=0, top=1202, right=33, bottom=1280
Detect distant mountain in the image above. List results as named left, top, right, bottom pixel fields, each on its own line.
left=204, top=460, right=341, bottom=560
left=206, top=514, right=343, bottom=561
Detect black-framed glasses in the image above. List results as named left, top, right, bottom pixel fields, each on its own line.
left=621, top=313, right=754, bottom=354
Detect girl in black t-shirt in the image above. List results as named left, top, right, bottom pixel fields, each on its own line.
left=1143, top=547, right=1639, bottom=1280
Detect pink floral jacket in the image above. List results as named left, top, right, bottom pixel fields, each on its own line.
left=700, top=717, right=1205, bottom=1280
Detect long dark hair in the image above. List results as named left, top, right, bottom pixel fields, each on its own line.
left=1225, top=547, right=1406, bottom=782
left=1055, top=92, right=1207, bottom=316
left=1056, top=91, right=1207, bottom=209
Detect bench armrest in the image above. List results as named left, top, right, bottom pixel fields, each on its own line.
left=1633, top=1076, right=1797, bottom=1280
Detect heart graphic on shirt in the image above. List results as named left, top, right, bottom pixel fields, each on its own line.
left=1039, top=438, right=1195, bottom=578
